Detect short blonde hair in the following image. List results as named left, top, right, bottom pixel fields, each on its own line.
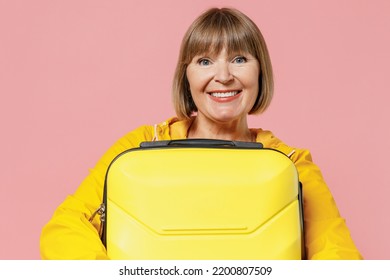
left=172, top=7, right=274, bottom=119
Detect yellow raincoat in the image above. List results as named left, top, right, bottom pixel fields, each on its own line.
left=40, top=117, right=362, bottom=259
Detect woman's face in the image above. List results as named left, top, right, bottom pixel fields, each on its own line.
left=186, top=48, right=260, bottom=125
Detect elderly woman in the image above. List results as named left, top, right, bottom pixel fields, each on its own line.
left=40, top=7, right=362, bottom=260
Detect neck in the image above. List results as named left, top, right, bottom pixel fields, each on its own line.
left=187, top=115, right=255, bottom=142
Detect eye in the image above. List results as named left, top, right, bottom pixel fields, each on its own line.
left=197, top=58, right=211, bottom=66
left=233, top=56, right=247, bottom=64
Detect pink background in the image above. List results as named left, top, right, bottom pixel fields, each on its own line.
left=1, top=0, right=389, bottom=259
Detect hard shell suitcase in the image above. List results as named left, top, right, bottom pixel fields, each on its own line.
left=100, top=139, right=305, bottom=259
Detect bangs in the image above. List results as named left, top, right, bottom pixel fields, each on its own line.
left=184, top=10, right=259, bottom=62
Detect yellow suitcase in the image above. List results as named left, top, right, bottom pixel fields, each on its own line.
left=100, top=139, right=305, bottom=259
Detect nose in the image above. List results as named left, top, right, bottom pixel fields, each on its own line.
left=214, top=62, right=233, bottom=84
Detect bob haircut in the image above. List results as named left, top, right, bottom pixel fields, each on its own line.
left=172, top=7, right=274, bottom=119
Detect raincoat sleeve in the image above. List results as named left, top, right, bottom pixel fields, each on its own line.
left=291, top=148, right=363, bottom=259
left=40, top=126, right=153, bottom=259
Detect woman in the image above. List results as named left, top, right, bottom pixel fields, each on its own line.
left=40, top=7, right=362, bottom=260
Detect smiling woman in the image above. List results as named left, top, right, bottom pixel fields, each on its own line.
left=186, top=48, right=260, bottom=141
left=173, top=7, right=273, bottom=120
left=40, top=7, right=363, bottom=260
left=172, top=8, right=273, bottom=141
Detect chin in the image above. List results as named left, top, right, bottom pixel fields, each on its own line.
left=210, top=114, right=243, bottom=124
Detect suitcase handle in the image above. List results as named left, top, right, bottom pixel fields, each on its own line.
left=140, top=139, right=263, bottom=148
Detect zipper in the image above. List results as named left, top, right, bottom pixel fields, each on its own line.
left=89, top=203, right=106, bottom=238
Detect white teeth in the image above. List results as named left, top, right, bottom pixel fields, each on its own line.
left=211, top=91, right=239, bottom=98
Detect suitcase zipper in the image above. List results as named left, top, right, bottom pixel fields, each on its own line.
left=89, top=203, right=106, bottom=238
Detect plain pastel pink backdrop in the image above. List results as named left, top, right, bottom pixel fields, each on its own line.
left=1, top=0, right=389, bottom=259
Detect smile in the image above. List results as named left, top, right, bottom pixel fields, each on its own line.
left=209, top=90, right=241, bottom=98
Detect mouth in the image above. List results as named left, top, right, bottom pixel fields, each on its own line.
left=208, top=90, right=242, bottom=98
